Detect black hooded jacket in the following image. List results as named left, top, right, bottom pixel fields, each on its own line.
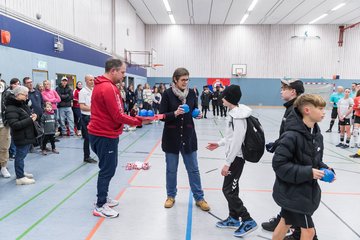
left=272, top=108, right=329, bottom=215
left=5, top=97, right=36, bottom=146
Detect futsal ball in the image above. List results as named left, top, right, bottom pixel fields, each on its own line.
left=139, top=109, right=148, bottom=117
left=320, top=168, right=334, bottom=183
left=181, top=104, right=190, bottom=113
left=192, top=108, right=200, bottom=118
left=147, top=110, right=154, bottom=117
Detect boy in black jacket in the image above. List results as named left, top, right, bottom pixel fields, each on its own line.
left=40, top=102, right=59, bottom=155
left=272, top=94, right=336, bottom=240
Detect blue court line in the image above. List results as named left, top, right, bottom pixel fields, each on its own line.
left=185, top=191, right=193, bottom=240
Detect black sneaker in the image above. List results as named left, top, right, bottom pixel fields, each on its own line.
left=341, top=144, right=349, bottom=149
left=325, top=129, right=332, bottom=133
left=349, top=153, right=360, bottom=158
left=336, top=143, right=344, bottom=147
left=261, top=215, right=280, bottom=232
left=84, top=157, right=97, bottom=163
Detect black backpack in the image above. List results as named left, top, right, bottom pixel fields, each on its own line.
left=231, top=116, right=265, bottom=163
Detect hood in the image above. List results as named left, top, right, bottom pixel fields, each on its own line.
left=5, top=95, right=24, bottom=107
left=94, top=75, right=113, bottom=85
left=229, top=104, right=252, bottom=119
left=284, top=108, right=321, bottom=139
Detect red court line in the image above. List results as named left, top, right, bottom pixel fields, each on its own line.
left=128, top=139, right=161, bottom=184
left=85, top=138, right=161, bottom=240
left=85, top=188, right=127, bottom=240
left=129, top=185, right=360, bottom=196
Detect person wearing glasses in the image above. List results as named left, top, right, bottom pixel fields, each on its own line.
left=5, top=86, right=37, bottom=185
left=23, top=77, right=43, bottom=121
left=160, top=67, right=210, bottom=211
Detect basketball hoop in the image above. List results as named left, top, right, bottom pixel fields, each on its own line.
left=152, top=64, right=164, bottom=67
left=235, top=69, right=243, bottom=77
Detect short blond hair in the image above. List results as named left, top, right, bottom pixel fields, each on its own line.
left=294, top=94, right=326, bottom=113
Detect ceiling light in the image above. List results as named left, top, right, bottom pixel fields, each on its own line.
left=162, top=0, right=172, bottom=12
left=169, top=14, right=176, bottom=24
left=240, top=13, right=249, bottom=24
left=331, top=3, right=346, bottom=11
left=309, top=13, right=328, bottom=24
left=248, top=0, right=258, bottom=12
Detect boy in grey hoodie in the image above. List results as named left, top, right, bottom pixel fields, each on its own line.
left=206, top=85, right=257, bottom=238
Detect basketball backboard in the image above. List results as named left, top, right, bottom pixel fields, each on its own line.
left=232, top=64, right=247, bottom=76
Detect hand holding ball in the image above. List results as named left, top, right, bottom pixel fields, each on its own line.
left=180, top=104, right=190, bottom=113
left=192, top=108, right=200, bottom=118
left=320, top=168, right=335, bottom=183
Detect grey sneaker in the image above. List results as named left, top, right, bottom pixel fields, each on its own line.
left=93, top=205, right=119, bottom=218
left=105, top=197, right=119, bottom=208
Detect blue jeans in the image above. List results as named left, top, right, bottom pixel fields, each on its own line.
left=58, top=107, right=75, bottom=135
left=14, top=144, right=31, bottom=179
left=9, top=138, right=16, bottom=156
left=89, top=134, right=119, bottom=207
left=165, top=150, right=204, bottom=201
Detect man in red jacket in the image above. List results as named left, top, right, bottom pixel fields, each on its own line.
left=88, top=58, right=149, bottom=218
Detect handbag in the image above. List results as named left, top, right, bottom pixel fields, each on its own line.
left=20, top=108, right=44, bottom=138
left=33, top=120, right=44, bottom=138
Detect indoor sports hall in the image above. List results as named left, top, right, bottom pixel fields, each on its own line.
left=0, top=0, right=360, bottom=240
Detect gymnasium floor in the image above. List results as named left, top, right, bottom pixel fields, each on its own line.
left=0, top=108, right=359, bottom=240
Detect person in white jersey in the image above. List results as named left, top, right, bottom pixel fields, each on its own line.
left=79, top=74, right=97, bottom=163
left=336, top=88, right=354, bottom=148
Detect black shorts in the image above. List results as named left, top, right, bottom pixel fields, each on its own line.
left=331, top=107, right=338, bottom=119
left=355, top=116, right=360, bottom=124
left=280, top=209, right=314, bottom=229
left=339, top=118, right=351, bottom=126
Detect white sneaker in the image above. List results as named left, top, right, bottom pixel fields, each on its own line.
left=93, top=205, right=119, bottom=218
left=24, top=172, right=34, bottom=179
left=1, top=167, right=11, bottom=178
left=16, top=177, right=35, bottom=185
left=105, top=197, right=119, bottom=208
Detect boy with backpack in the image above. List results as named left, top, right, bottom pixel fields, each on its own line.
left=272, top=94, right=335, bottom=240
left=206, top=85, right=258, bottom=238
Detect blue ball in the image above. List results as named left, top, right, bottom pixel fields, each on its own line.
left=147, top=110, right=154, bottom=117
left=320, top=168, right=334, bottom=183
left=181, top=104, right=190, bottom=113
left=140, top=109, right=148, bottom=117
left=192, top=108, right=200, bottom=118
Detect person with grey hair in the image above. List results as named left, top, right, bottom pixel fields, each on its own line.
left=5, top=85, right=37, bottom=185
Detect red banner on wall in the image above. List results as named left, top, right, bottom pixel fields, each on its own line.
left=207, top=78, right=230, bottom=90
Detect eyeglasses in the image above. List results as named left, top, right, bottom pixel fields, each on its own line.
left=179, top=78, right=190, bottom=82
left=20, top=93, right=28, bottom=97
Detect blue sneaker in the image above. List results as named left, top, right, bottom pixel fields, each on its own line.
left=216, top=216, right=241, bottom=229
left=234, top=219, right=258, bottom=237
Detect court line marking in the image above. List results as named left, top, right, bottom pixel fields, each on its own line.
left=128, top=185, right=360, bottom=196
left=0, top=131, right=138, bottom=222
left=185, top=191, right=194, bottom=240
left=15, top=130, right=151, bottom=239
left=0, top=163, right=86, bottom=222
left=321, top=200, right=360, bottom=238
left=85, top=138, right=160, bottom=240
